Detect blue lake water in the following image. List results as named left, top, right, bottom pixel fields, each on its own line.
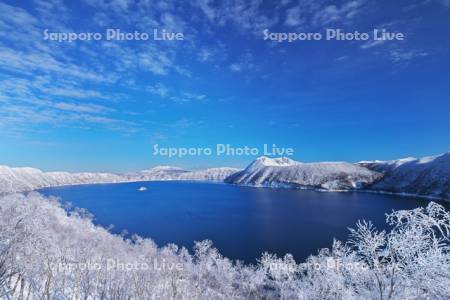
left=39, top=181, right=448, bottom=263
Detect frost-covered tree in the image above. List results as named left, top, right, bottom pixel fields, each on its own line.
left=0, top=192, right=449, bottom=299
left=299, top=203, right=450, bottom=299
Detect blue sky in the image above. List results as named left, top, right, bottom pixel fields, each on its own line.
left=0, top=0, right=449, bottom=172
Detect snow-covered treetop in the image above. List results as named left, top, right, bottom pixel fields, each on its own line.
left=1, top=192, right=449, bottom=299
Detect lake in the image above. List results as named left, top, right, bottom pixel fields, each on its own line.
left=40, top=181, right=448, bottom=263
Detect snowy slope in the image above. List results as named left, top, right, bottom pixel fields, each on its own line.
left=0, top=165, right=241, bottom=194
left=178, top=167, right=239, bottom=181
left=124, top=166, right=190, bottom=181
left=225, top=156, right=382, bottom=190
left=358, top=152, right=450, bottom=199
left=0, top=166, right=129, bottom=194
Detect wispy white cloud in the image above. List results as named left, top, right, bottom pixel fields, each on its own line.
left=285, top=5, right=303, bottom=27
left=198, top=48, right=215, bottom=62
left=147, top=83, right=207, bottom=103
left=284, top=0, right=322, bottom=27
left=41, top=86, right=106, bottom=99
left=100, top=42, right=190, bottom=77
left=193, top=0, right=278, bottom=34
left=0, top=2, right=38, bottom=30
left=229, top=63, right=243, bottom=72
left=283, top=0, right=369, bottom=29
left=0, top=100, right=136, bottom=135
left=147, top=83, right=170, bottom=98
left=0, top=46, right=114, bottom=83
left=0, top=73, right=129, bottom=136
left=389, top=49, right=429, bottom=62
left=196, top=42, right=228, bottom=64
left=312, top=0, right=367, bottom=27
left=171, top=118, right=194, bottom=129
left=173, top=92, right=207, bottom=102
left=54, top=102, right=111, bottom=114
left=83, top=0, right=133, bottom=13
left=32, top=0, right=71, bottom=26
left=1, top=0, right=434, bottom=140
left=229, top=50, right=255, bottom=73
left=0, top=0, right=200, bottom=138
left=360, top=39, right=386, bottom=49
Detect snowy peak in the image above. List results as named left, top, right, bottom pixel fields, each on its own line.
left=417, top=152, right=450, bottom=164
left=246, top=156, right=299, bottom=171
left=255, top=156, right=299, bottom=166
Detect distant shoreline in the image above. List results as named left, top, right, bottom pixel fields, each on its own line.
left=1, top=179, right=446, bottom=203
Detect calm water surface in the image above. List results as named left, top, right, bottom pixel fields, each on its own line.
left=40, top=181, right=449, bottom=263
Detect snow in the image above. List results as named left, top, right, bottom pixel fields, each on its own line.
left=179, top=167, right=240, bottom=181
left=0, top=165, right=240, bottom=194
left=252, top=156, right=300, bottom=167
left=125, top=166, right=240, bottom=182
left=226, top=157, right=382, bottom=191
left=1, top=152, right=449, bottom=199
left=358, top=152, right=450, bottom=199
left=1, top=192, right=449, bottom=299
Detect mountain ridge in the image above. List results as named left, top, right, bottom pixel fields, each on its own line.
left=0, top=165, right=239, bottom=194
left=225, top=157, right=382, bottom=191
left=1, top=152, right=449, bottom=199
left=358, top=152, right=450, bottom=199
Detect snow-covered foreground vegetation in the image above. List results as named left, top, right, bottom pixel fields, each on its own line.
left=1, top=193, right=450, bottom=299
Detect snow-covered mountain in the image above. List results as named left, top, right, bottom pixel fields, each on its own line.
left=0, top=165, right=240, bottom=194
left=178, top=167, right=240, bottom=181
left=2, top=152, right=449, bottom=199
left=124, top=166, right=239, bottom=182
left=0, top=166, right=128, bottom=194
left=358, top=152, right=450, bottom=199
left=124, top=166, right=190, bottom=181
left=225, top=156, right=382, bottom=190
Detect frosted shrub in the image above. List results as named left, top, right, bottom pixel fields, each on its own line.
left=0, top=193, right=449, bottom=299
